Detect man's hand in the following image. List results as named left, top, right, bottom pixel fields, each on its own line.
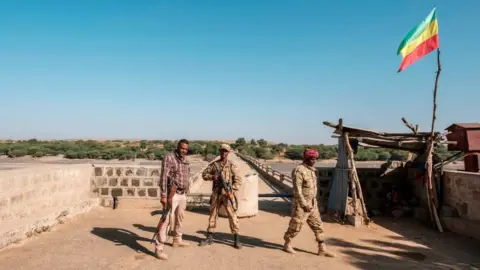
left=212, top=174, right=218, bottom=181
left=302, top=205, right=312, bottom=212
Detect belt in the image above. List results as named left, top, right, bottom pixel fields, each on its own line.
left=176, top=188, right=186, bottom=195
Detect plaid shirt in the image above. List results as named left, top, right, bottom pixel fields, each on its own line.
left=160, top=151, right=190, bottom=197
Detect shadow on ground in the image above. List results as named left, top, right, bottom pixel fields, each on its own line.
left=328, top=217, right=480, bottom=270
left=131, top=223, right=315, bottom=255
left=90, top=227, right=156, bottom=257
left=258, top=199, right=291, bottom=217
left=193, top=230, right=316, bottom=255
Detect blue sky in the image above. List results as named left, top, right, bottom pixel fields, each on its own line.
left=1, top=0, right=479, bottom=144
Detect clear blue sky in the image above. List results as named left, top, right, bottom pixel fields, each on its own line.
left=1, top=0, right=479, bottom=144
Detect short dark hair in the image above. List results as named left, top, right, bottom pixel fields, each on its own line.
left=177, top=139, right=189, bottom=147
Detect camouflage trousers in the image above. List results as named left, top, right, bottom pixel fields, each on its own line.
left=207, top=192, right=239, bottom=234
left=284, top=200, right=325, bottom=243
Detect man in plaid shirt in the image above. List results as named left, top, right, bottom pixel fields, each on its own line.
left=154, top=139, right=191, bottom=260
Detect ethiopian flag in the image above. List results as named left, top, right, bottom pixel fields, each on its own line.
left=397, top=8, right=439, bottom=72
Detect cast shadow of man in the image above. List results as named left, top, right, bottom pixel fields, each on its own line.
left=195, top=230, right=316, bottom=255
left=91, top=227, right=155, bottom=257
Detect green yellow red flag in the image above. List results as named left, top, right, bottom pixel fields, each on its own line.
left=397, top=7, right=439, bottom=72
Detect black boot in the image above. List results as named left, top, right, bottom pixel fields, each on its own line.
left=233, top=234, right=242, bottom=249
left=199, top=232, right=214, bottom=247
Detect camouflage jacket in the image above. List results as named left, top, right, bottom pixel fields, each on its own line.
left=291, top=163, right=317, bottom=208
left=202, top=159, right=242, bottom=193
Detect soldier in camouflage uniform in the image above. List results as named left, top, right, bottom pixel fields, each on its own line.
left=198, top=144, right=243, bottom=249
left=283, top=149, right=335, bottom=257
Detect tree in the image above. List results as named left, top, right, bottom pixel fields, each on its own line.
left=140, top=140, right=147, bottom=150
left=254, top=147, right=274, bottom=160
left=257, top=139, right=268, bottom=147
left=188, top=143, right=203, bottom=155
left=235, top=137, right=246, bottom=146
left=250, top=139, right=257, bottom=146
left=284, top=148, right=304, bottom=160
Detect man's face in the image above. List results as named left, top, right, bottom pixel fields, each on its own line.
left=178, top=143, right=189, bottom=157
left=220, top=149, right=229, bottom=159
left=304, top=157, right=316, bottom=166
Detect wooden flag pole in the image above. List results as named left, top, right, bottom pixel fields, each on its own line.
left=425, top=48, right=443, bottom=232
left=430, top=49, right=442, bottom=134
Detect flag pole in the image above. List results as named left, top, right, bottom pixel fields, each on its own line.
left=425, top=48, right=443, bottom=232
left=430, top=49, right=442, bottom=134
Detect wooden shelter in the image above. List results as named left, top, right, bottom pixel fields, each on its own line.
left=324, top=118, right=445, bottom=232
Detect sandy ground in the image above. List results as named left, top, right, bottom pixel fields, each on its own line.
left=1, top=173, right=479, bottom=270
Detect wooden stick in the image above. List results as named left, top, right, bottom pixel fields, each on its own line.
left=401, top=117, right=418, bottom=134
left=345, top=133, right=358, bottom=216
left=425, top=49, right=443, bottom=232
left=401, top=117, right=419, bottom=161
left=430, top=49, right=442, bottom=135
left=344, top=133, right=370, bottom=224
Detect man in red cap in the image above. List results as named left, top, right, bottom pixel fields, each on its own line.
left=282, top=148, right=335, bottom=257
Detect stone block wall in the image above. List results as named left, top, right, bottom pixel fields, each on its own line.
left=90, top=165, right=161, bottom=199
left=443, top=170, right=480, bottom=221
left=90, top=164, right=208, bottom=200
left=316, top=168, right=393, bottom=210
left=0, top=164, right=99, bottom=249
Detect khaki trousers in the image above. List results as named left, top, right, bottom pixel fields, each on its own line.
left=155, top=193, right=187, bottom=251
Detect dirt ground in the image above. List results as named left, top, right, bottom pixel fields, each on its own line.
left=1, top=177, right=479, bottom=270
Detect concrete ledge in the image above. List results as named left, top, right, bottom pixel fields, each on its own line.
left=0, top=164, right=100, bottom=250
left=443, top=217, right=480, bottom=241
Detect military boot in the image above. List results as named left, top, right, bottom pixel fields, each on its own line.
left=317, top=241, right=335, bottom=258
left=233, top=234, right=242, bottom=249
left=154, top=247, right=168, bottom=260
left=283, top=239, right=296, bottom=254
left=198, top=232, right=214, bottom=246
left=172, top=238, right=191, bottom=248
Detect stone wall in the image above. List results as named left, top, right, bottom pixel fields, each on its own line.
left=0, top=164, right=99, bottom=249
left=443, top=170, right=480, bottom=221
left=90, top=164, right=209, bottom=201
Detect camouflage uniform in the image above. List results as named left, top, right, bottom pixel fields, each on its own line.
left=199, top=145, right=243, bottom=248
left=202, top=158, right=242, bottom=233
left=283, top=163, right=334, bottom=257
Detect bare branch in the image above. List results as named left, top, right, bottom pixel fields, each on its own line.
left=401, top=117, right=418, bottom=134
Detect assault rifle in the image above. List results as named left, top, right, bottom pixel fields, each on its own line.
left=214, top=163, right=238, bottom=212
left=151, top=184, right=176, bottom=244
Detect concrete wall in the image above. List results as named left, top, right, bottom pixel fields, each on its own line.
left=443, top=170, right=480, bottom=221
left=0, top=164, right=99, bottom=249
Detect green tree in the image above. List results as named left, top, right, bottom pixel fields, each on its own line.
left=254, top=147, right=274, bottom=159
left=257, top=139, right=268, bottom=147
left=235, top=137, right=246, bottom=146
left=140, top=140, right=147, bottom=150
left=284, top=148, right=304, bottom=160
left=188, top=143, right=203, bottom=155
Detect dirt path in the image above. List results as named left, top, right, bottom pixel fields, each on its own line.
left=1, top=169, right=479, bottom=269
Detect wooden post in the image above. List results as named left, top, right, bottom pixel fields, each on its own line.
left=425, top=49, right=443, bottom=232
left=344, top=132, right=370, bottom=225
